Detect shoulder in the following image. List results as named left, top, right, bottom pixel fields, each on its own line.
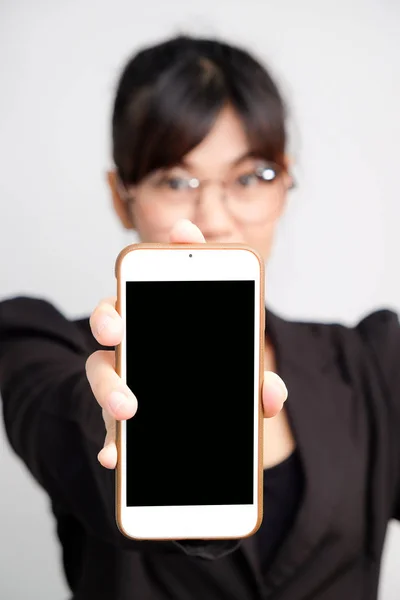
left=353, top=309, right=400, bottom=388
left=354, top=309, right=399, bottom=346
left=0, top=295, right=98, bottom=355
left=268, top=307, right=400, bottom=393
left=268, top=307, right=399, bottom=349
left=328, top=308, right=400, bottom=366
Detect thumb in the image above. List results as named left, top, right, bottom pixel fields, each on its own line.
left=169, top=219, right=206, bottom=244
left=262, top=371, right=288, bottom=418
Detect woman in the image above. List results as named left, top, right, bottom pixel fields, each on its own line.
left=1, top=35, right=399, bottom=600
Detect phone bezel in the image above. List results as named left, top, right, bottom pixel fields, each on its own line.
left=115, top=243, right=265, bottom=540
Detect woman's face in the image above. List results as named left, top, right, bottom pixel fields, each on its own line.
left=109, top=106, right=291, bottom=262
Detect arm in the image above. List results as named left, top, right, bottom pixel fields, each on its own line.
left=0, top=296, right=241, bottom=557
left=356, top=309, right=400, bottom=520
left=0, top=297, right=128, bottom=547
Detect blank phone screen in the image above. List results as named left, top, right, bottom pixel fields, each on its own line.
left=125, top=280, right=255, bottom=507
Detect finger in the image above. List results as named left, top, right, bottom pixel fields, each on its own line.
left=98, top=442, right=118, bottom=469
left=262, top=371, right=288, bottom=418
left=169, top=219, right=206, bottom=244
left=98, top=411, right=118, bottom=469
left=90, top=296, right=123, bottom=347
left=85, top=350, right=137, bottom=420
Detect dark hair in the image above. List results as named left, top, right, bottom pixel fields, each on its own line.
left=112, top=35, right=287, bottom=185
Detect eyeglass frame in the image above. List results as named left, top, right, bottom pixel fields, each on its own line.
left=117, top=159, right=295, bottom=222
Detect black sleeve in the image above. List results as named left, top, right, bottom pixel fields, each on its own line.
left=356, top=309, right=400, bottom=520
left=0, top=296, right=239, bottom=558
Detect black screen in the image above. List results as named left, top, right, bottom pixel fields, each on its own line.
left=126, top=280, right=255, bottom=506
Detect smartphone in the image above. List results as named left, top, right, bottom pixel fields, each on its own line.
left=115, top=243, right=264, bottom=540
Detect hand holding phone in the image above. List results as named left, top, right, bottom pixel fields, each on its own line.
left=86, top=220, right=288, bottom=540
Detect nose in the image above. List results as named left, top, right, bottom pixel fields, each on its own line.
left=192, top=182, right=235, bottom=242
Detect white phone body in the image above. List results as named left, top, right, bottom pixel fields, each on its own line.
left=115, top=243, right=264, bottom=541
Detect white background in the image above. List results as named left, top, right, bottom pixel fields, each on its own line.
left=0, top=0, right=399, bottom=598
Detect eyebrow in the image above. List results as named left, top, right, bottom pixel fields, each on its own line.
left=180, top=151, right=255, bottom=171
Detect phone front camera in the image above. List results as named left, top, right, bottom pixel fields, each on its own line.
left=189, top=254, right=193, bottom=258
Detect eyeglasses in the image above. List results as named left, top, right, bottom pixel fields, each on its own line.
left=122, top=160, right=291, bottom=225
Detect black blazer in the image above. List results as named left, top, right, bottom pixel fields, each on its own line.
left=1, top=297, right=400, bottom=600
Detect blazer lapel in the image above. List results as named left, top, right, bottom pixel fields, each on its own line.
left=240, top=310, right=359, bottom=597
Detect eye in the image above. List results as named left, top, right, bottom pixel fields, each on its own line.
left=237, top=172, right=260, bottom=187
left=257, top=165, right=277, bottom=182
left=162, top=176, right=190, bottom=190
left=235, top=163, right=279, bottom=187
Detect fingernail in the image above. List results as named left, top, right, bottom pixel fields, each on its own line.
left=108, top=391, right=128, bottom=414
